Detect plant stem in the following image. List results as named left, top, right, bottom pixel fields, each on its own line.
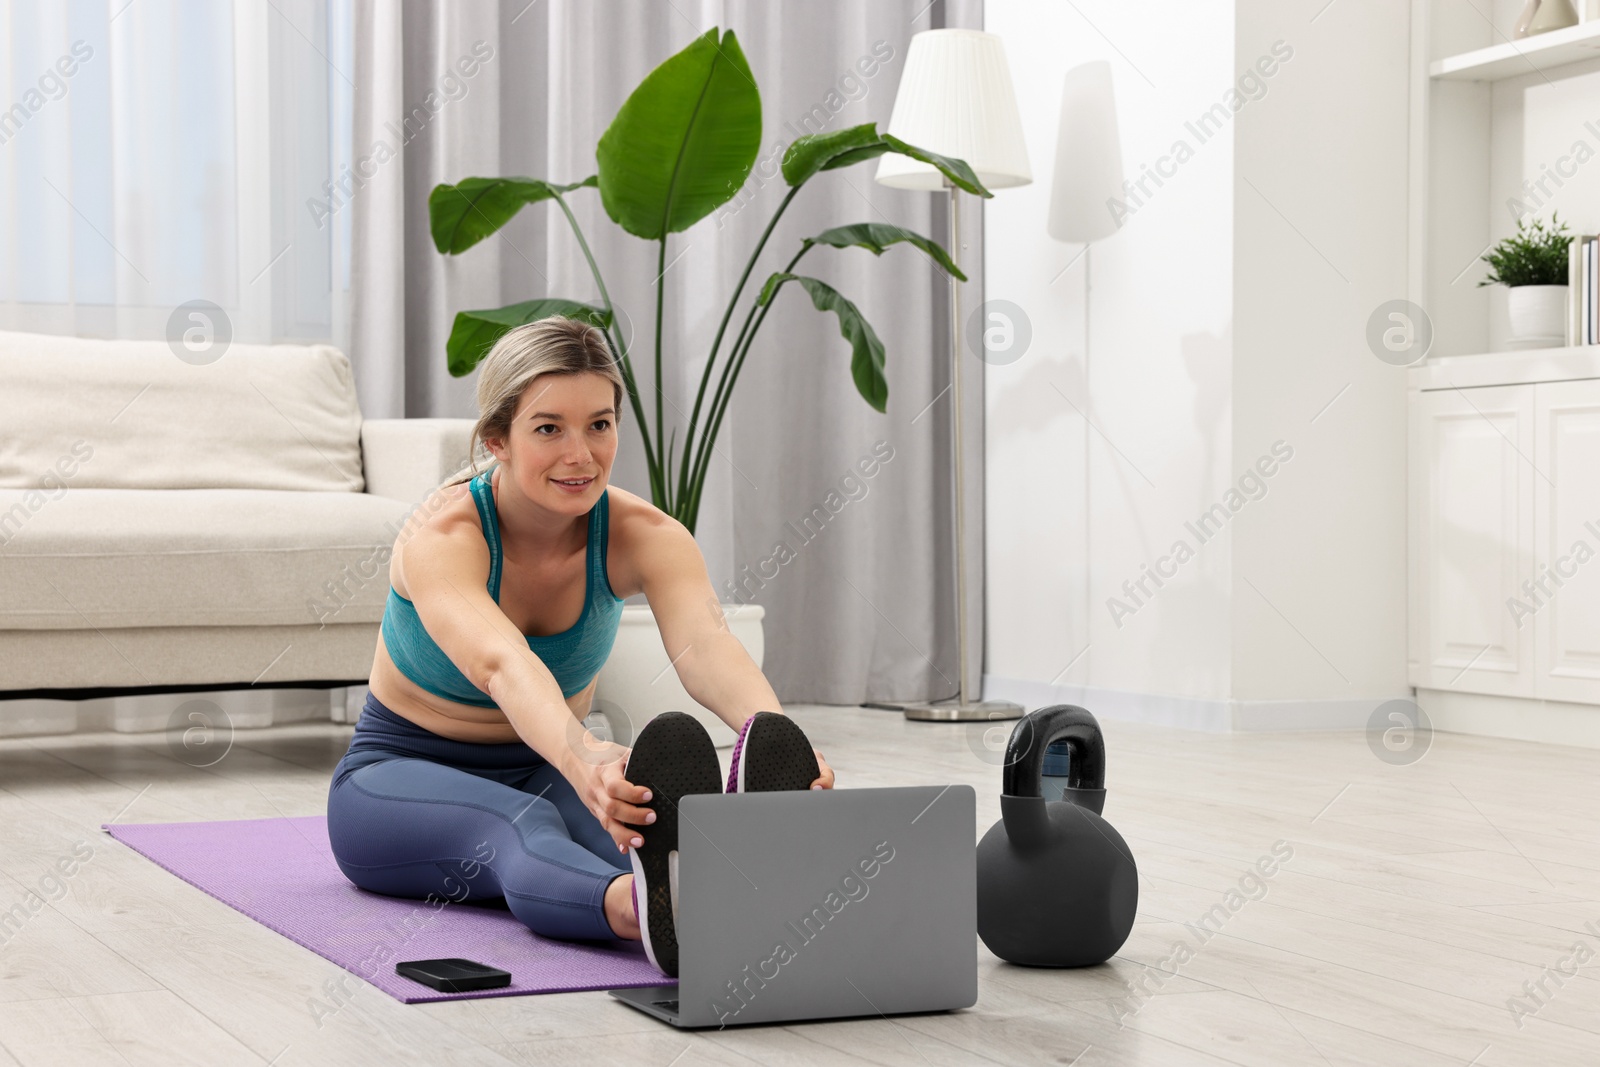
left=687, top=287, right=766, bottom=509
left=665, top=427, right=677, bottom=505
left=687, top=302, right=772, bottom=528
left=684, top=245, right=809, bottom=529
left=669, top=302, right=757, bottom=526
left=677, top=185, right=804, bottom=504
left=551, top=190, right=663, bottom=505
left=552, top=191, right=616, bottom=314
left=655, top=235, right=668, bottom=510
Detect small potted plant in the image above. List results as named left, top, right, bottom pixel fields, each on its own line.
left=1479, top=213, right=1570, bottom=347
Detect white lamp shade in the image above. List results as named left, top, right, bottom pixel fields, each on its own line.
left=874, top=29, right=1031, bottom=191
left=1048, top=61, right=1125, bottom=243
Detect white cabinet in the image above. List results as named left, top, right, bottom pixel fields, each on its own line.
left=1410, top=385, right=1534, bottom=696
left=1533, top=379, right=1600, bottom=702
left=1410, top=360, right=1600, bottom=709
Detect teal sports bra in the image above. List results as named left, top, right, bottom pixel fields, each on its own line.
left=380, top=463, right=625, bottom=705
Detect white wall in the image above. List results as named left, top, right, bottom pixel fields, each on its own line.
left=984, top=0, right=1237, bottom=704
left=984, top=0, right=1411, bottom=724
left=1230, top=0, right=1411, bottom=703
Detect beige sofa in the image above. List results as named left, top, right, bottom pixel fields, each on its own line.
left=0, top=330, right=474, bottom=700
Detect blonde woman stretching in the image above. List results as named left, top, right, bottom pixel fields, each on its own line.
left=327, top=317, right=834, bottom=977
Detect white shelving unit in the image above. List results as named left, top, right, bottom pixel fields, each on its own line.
left=1430, top=19, right=1600, bottom=81
left=1409, top=0, right=1600, bottom=360
left=1410, top=343, right=1600, bottom=389
left=1408, top=2, right=1600, bottom=748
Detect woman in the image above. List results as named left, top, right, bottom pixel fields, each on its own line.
left=327, top=316, right=834, bottom=977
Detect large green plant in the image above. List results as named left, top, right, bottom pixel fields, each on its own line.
left=429, top=28, right=991, bottom=533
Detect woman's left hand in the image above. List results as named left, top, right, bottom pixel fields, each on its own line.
left=810, top=748, right=835, bottom=790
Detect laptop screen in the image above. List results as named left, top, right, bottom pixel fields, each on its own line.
left=672, top=784, right=977, bottom=1028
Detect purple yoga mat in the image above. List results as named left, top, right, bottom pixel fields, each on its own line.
left=102, top=815, right=670, bottom=1003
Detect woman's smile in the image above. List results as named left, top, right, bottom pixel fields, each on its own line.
left=550, top=474, right=595, bottom=495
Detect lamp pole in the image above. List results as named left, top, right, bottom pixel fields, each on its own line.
left=900, top=179, right=1023, bottom=723
left=950, top=180, right=971, bottom=707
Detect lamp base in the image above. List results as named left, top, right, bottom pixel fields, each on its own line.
left=900, top=698, right=1026, bottom=722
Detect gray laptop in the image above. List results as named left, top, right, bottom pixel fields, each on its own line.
left=608, top=784, right=977, bottom=1029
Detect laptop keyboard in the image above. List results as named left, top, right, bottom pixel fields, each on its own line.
left=652, top=999, right=680, bottom=1013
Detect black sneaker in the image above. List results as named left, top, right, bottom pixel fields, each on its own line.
left=725, top=711, right=821, bottom=793
left=622, top=711, right=722, bottom=977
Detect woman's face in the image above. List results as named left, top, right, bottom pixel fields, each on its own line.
left=489, top=371, right=617, bottom=513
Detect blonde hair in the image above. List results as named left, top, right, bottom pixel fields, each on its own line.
left=443, top=316, right=624, bottom=488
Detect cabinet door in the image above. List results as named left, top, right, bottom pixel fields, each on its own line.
left=1410, top=385, right=1535, bottom=695
left=1533, top=379, right=1600, bottom=703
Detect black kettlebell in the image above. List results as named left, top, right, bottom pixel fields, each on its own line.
left=976, top=705, right=1137, bottom=967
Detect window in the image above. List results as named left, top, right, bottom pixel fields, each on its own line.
left=0, top=0, right=353, bottom=347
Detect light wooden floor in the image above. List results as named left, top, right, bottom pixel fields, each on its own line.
left=1, top=703, right=1597, bottom=1066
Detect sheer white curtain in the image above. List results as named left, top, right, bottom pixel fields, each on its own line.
left=0, top=0, right=352, bottom=348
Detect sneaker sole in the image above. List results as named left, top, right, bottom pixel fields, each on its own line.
left=732, top=712, right=821, bottom=793
left=622, top=711, right=721, bottom=977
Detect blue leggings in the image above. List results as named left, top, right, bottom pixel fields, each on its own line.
left=326, top=691, right=629, bottom=942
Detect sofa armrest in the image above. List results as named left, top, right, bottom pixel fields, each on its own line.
left=360, top=418, right=477, bottom=504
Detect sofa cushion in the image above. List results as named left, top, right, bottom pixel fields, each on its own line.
left=0, top=625, right=383, bottom=693
left=0, top=330, right=365, bottom=492
left=0, top=488, right=414, bottom=630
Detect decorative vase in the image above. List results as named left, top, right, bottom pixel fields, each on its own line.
left=1516, top=0, right=1579, bottom=36
left=590, top=602, right=765, bottom=748
left=1516, top=0, right=1539, bottom=36
left=1507, top=284, right=1569, bottom=346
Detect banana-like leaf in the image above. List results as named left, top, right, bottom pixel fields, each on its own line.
left=779, top=123, right=882, bottom=186
left=757, top=271, right=787, bottom=307
left=447, top=299, right=611, bottom=377
left=781, top=122, right=990, bottom=197
left=430, top=176, right=597, bottom=254
left=596, top=29, right=761, bottom=239
left=804, top=222, right=966, bottom=280
left=758, top=273, right=886, bottom=412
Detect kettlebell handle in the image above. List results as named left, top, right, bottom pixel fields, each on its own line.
left=1001, top=704, right=1106, bottom=802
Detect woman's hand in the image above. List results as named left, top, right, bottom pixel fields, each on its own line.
left=562, top=733, right=655, bottom=853
left=811, top=748, right=835, bottom=790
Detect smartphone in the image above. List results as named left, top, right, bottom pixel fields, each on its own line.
left=395, top=958, right=512, bottom=993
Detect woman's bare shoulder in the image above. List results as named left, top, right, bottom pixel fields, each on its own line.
left=403, top=478, right=485, bottom=539
left=602, top=483, right=694, bottom=598
left=605, top=483, right=683, bottom=538
left=390, top=478, right=489, bottom=597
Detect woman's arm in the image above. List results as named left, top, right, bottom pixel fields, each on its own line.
left=629, top=512, right=836, bottom=789
left=402, top=518, right=655, bottom=846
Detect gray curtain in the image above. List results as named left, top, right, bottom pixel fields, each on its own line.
left=349, top=0, right=984, bottom=705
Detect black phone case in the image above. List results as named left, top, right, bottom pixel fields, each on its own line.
left=395, top=958, right=512, bottom=993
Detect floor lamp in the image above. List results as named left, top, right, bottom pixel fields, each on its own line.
left=873, top=29, right=1032, bottom=723
left=1050, top=60, right=1125, bottom=298
left=1049, top=61, right=1125, bottom=705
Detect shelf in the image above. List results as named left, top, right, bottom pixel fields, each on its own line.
left=1409, top=344, right=1600, bottom=390
left=1430, top=20, right=1600, bottom=81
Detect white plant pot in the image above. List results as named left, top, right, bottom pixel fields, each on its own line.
left=1507, top=284, right=1568, bottom=345
left=591, top=602, right=765, bottom=748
